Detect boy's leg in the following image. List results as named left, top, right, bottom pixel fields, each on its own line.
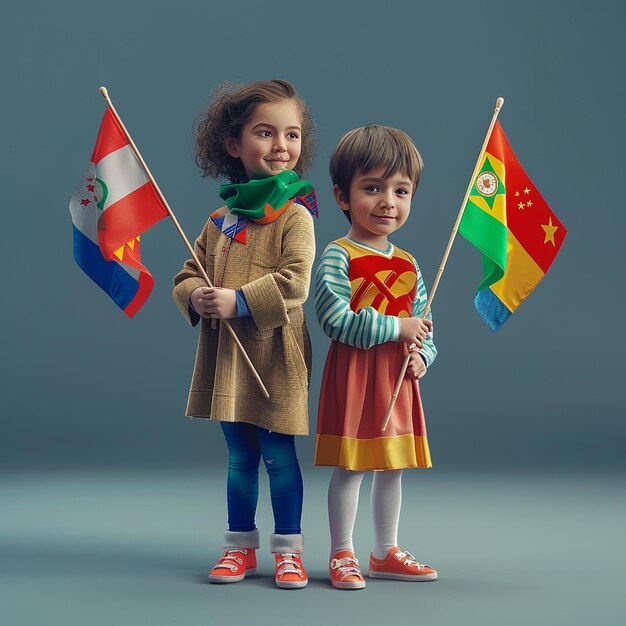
left=369, top=469, right=437, bottom=581
left=371, top=469, right=402, bottom=559
left=328, top=467, right=365, bottom=555
left=327, top=467, right=367, bottom=589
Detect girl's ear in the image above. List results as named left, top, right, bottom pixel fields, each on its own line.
left=225, top=138, right=239, bottom=158
left=333, top=184, right=350, bottom=213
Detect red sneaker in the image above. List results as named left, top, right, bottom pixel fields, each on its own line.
left=369, top=548, right=437, bottom=581
left=209, top=548, right=258, bottom=583
left=275, top=553, right=308, bottom=589
left=329, top=550, right=366, bottom=590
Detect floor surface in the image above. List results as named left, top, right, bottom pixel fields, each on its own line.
left=1, top=469, right=624, bottom=625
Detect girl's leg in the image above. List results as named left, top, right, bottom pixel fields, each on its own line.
left=371, top=469, right=403, bottom=559
left=220, top=422, right=262, bottom=533
left=258, top=429, right=307, bottom=588
left=257, top=429, right=303, bottom=536
left=209, top=423, right=261, bottom=584
left=328, top=467, right=366, bottom=555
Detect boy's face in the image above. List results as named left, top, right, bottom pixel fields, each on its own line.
left=335, top=168, right=414, bottom=245
left=225, top=99, right=302, bottom=179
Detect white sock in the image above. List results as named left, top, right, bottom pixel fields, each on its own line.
left=371, top=469, right=403, bottom=559
left=328, top=467, right=365, bottom=557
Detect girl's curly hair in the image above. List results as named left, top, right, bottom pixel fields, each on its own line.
left=194, top=79, right=315, bottom=184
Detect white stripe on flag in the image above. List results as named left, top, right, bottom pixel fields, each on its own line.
left=69, top=164, right=98, bottom=244
left=95, top=145, right=148, bottom=211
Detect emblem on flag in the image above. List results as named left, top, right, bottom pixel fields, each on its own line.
left=458, top=120, right=567, bottom=331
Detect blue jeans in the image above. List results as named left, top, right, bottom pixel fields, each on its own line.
left=220, top=422, right=303, bottom=535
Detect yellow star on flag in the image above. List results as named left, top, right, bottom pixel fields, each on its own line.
left=541, top=217, right=558, bottom=246
left=518, top=202, right=525, bottom=209
left=524, top=187, right=531, bottom=194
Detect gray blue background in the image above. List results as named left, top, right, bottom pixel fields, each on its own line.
left=1, top=1, right=625, bottom=624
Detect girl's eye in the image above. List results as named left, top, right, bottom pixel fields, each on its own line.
left=257, top=130, right=272, bottom=137
left=288, top=132, right=299, bottom=140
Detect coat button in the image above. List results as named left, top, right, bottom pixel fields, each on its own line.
left=222, top=247, right=228, bottom=252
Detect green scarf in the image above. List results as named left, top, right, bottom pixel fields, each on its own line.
left=219, top=170, right=313, bottom=224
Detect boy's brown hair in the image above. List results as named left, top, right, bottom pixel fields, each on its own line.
left=330, top=124, right=424, bottom=207
left=195, top=79, right=315, bottom=183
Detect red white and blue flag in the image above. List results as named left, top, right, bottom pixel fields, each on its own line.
left=69, top=109, right=168, bottom=317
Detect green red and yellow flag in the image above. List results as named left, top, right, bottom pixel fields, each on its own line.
left=458, top=120, right=567, bottom=330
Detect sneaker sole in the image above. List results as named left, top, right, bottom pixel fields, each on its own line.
left=331, top=579, right=366, bottom=590
left=276, top=579, right=308, bottom=589
left=369, top=570, right=437, bottom=582
left=209, top=567, right=258, bottom=583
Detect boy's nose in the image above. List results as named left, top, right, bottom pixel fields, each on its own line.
left=381, top=194, right=395, bottom=209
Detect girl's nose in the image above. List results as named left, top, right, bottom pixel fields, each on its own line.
left=272, top=138, right=287, bottom=152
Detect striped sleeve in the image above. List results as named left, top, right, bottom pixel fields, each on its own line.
left=315, top=243, right=400, bottom=349
left=410, top=255, right=437, bottom=368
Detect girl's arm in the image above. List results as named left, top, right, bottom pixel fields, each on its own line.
left=240, top=205, right=315, bottom=331
left=172, top=220, right=211, bottom=326
left=315, top=243, right=401, bottom=350
left=411, top=257, right=437, bottom=368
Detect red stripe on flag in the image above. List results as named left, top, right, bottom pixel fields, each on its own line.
left=97, top=182, right=168, bottom=258
left=123, top=269, right=154, bottom=318
left=91, top=109, right=128, bottom=163
left=487, top=122, right=567, bottom=274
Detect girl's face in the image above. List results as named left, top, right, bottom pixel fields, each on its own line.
left=335, top=168, right=414, bottom=247
left=225, top=99, right=302, bottom=179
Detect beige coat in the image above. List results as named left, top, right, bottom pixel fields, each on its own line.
left=173, top=202, right=315, bottom=435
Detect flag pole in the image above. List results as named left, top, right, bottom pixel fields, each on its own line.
left=99, top=86, right=270, bottom=399
left=381, top=96, right=505, bottom=431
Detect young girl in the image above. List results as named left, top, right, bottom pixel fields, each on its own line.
left=315, top=125, right=437, bottom=589
left=173, top=79, right=318, bottom=589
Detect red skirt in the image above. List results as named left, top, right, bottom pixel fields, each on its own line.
left=315, top=340, right=432, bottom=470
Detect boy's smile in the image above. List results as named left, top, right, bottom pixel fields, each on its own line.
left=225, top=100, right=302, bottom=179
left=335, top=169, right=414, bottom=248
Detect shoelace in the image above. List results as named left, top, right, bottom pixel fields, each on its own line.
left=277, top=553, right=304, bottom=578
left=394, top=550, right=427, bottom=570
left=330, top=556, right=363, bottom=580
left=214, top=549, right=247, bottom=572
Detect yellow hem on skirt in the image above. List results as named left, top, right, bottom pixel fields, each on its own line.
left=314, top=434, right=432, bottom=470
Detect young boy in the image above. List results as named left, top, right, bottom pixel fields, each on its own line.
left=315, top=125, right=438, bottom=589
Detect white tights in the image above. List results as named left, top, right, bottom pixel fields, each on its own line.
left=328, top=467, right=403, bottom=560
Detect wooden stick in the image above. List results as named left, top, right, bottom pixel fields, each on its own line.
left=99, top=86, right=270, bottom=399
left=380, top=97, right=505, bottom=431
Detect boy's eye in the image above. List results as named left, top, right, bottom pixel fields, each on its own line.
left=365, top=185, right=380, bottom=193
left=396, top=188, right=409, bottom=195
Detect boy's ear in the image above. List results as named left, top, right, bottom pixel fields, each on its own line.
left=333, top=184, right=350, bottom=213
left=224, top=138, right=240, bottom=158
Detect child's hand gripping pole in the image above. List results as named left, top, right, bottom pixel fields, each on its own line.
left=380, top=97, right=505, bottom=431
left=99, top=87, right=270, bottom=399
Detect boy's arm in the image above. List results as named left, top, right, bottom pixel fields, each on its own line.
left=411, top=257, right=437, bottom=368
left=315, top=243, right=401, bottom=349
left=241, top=205, right=315, bottom=331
